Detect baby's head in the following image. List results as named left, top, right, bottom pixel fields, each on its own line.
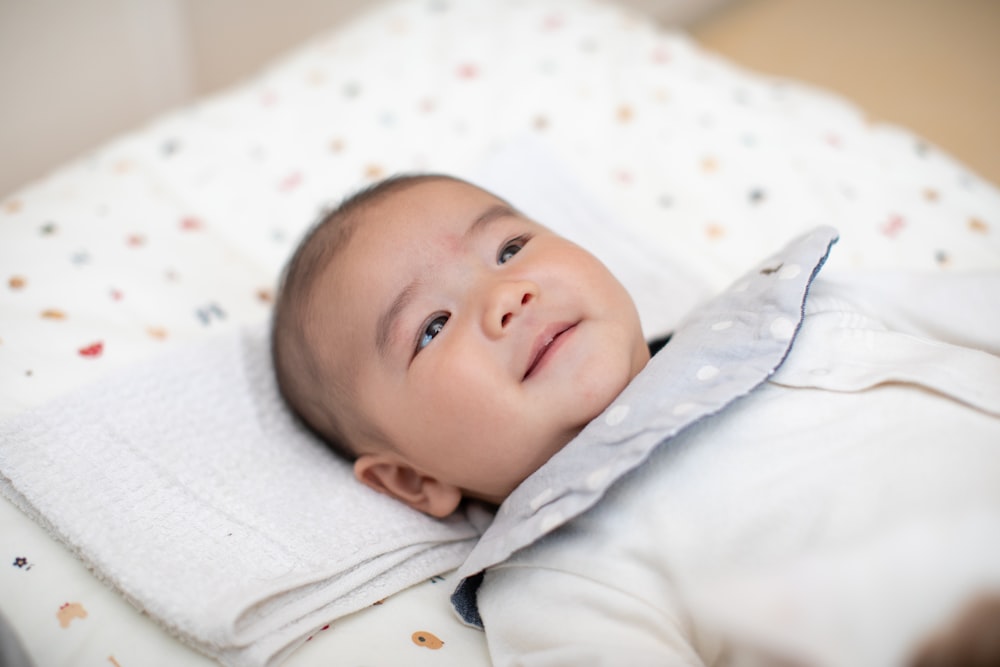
left=272, top=175, right=649, bottom=516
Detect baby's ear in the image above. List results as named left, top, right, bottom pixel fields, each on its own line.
left=353, top=454, right=463, bottom=518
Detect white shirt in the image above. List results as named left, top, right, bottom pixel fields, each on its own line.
left=478, top=272, right=1000, bottom=667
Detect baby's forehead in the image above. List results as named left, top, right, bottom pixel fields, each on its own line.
left=315, top=176, right=527, bottom=282
left=311, top=176, right=511, bottom=295
left=351, top=178, right=511, bottom=236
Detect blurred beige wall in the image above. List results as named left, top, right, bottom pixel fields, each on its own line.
left=690, top=0, right=1000, bottom=189
left=0, top=0, right=195, bottom=196
left=0, top=0, right=371, bottom=197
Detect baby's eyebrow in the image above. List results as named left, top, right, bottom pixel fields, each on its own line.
left=376, top=279, right=420, bottom=358
left=466, top=203, right=517, bottom=238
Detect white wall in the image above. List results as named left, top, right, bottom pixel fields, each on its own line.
left=0, top=0, right=731, bottom=197
left=0, top=0, right=195, bottom=196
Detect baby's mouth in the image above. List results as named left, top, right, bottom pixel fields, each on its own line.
left=523, top=323, right=577, bottom=380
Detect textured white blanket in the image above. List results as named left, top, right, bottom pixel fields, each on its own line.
left=0, top=323, right=482, bottom=667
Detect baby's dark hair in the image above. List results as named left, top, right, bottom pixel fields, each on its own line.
left=271, top=173, right=455, bottom=460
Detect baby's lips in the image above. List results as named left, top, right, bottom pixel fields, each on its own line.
left=523, top=322, right=577, bottom=380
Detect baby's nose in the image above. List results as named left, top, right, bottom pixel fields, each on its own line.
left=484, top=280, right=537, bottom=336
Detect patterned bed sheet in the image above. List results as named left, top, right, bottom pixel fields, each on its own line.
left=1, top=0, right=998, bottom=665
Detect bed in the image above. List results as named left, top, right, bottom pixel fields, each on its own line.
left=1, top=0, right=998, bottom=666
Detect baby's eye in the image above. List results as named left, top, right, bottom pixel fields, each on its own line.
left=498, top=236, right=529, bottom=264
left=416, top=314, right=448, bottom=353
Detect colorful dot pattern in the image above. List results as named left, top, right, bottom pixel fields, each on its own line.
left=1, top=0, right=998, bottom=665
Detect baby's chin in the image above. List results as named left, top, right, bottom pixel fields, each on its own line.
left=535, top=420, right=590, bottom=472
left=475, top=372, right=644, bottom=507
left=482, top=431, right=581, bottom=506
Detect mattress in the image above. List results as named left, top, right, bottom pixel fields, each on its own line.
left=1, top=0, right=997, bottom=665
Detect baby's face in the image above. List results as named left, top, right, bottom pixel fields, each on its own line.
left=314, top=178, right=648, bottom=511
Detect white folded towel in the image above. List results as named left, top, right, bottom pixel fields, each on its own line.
left=0, top=323, right=483, bottom=667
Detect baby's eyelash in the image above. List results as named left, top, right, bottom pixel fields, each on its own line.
left=414, top=313, right=448, bottom=356
left=498, top=234, right=532, bottom=264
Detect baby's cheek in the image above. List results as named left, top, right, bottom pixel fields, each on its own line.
left=580, top=347, right=633, bottom=396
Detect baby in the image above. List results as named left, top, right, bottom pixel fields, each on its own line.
left=271, top=174, right=651, bottom=518
left=274, top=174, right=1000, bottom=667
